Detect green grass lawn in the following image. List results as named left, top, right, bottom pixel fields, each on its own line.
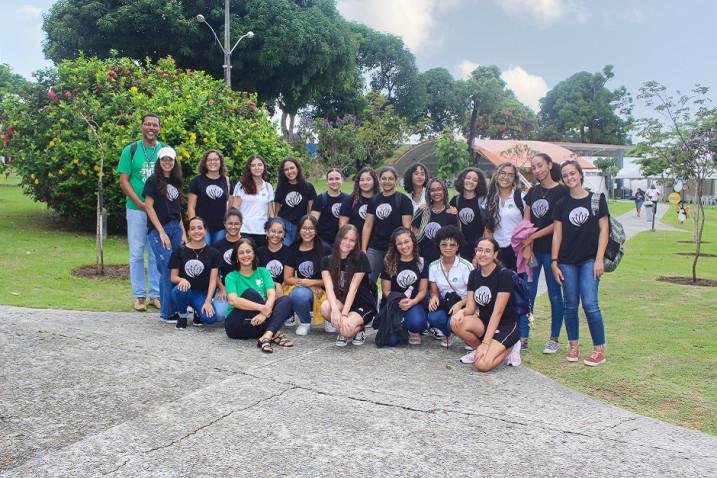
left=524, top=203, right=717, bottom=435
left=2, top=177, right=715, bottom=434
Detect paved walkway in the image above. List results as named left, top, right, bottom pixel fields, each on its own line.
left=2, top=203, right=715, bottom=477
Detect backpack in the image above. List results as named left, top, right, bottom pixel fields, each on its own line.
left=503, top=267, right=532, bottom=316
left=513, top=189, right=525, bottom=217
left=590, top=193, right=625, bottom=273
left=127, top=140, right=162, bottom=160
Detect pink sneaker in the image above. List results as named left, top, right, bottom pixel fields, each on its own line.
left=566, top=346, right=580, bottom=362
left=408, top=332, right=422, bottom=345
left=506, top=342, right=521, bottom=367
left=440, top=335, right=454, bottom=347
left=460, top=350, right=476, bottom=364
left=584, top=350, right=606, bottom=367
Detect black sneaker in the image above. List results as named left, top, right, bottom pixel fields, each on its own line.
left=192, top=316, right=204, bottom=327
left=161, top=313, right=178, bottom=325
left=176, top=316, right=188, bottom=329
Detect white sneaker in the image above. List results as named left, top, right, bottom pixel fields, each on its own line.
left=335, top=335, right=349, bottom=347
left=440, top=335, right=454, bottom=348
left=324, top=321, right=337, bottom=333
left=296, top=323, right=310, bottom=336
left=284, top=315, right=297, bottom=327
left=506, top=341, right=522, bottom=367
left=429, top=327, right=445, bottom=339
left=543, top=339, right=560, bottom=354
left=460, top=350, right=477, bottom=364
left=352, top=330, right=366, bottom=345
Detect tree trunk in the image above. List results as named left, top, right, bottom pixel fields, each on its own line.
left=692, top=180, right=705, bottom=283
left=289, top=113, right=296, bottom=141
left=280, top=110, right=289, bottom=139
left=467, top=98, right=478, bottom=157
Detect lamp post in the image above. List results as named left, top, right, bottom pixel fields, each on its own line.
left=196, top=1, right=254, bottom=88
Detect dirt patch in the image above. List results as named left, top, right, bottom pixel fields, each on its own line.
left=676, top=240, right=712, bottom=244
left=674, top=252, right=717, bottom=257
left=656, top=276, right=717, bottom=287
left=71, top=264, right=129, bottom=280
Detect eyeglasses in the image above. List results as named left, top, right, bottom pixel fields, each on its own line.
left=439, top=242, right=458, bottom=248
left=301, top=226, right=315, bottom=232
left=498, top=171, right=515, bottom=179
left=142, top=122, right=160, bottom=128
left=475, top=248, right=494, bottom=254
left=206, top=157, right=221, bottom=162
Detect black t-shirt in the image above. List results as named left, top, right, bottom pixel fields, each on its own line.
left=467, top=266, right=518, bottom=326
left=142, top=174, right=182, bottom=231
left=168, top=245, right=221, bottom=291
left=367, top=192, right=413, bottom=251
left=275, top=181, right=317, bottom=223
left=213, top=237, right=240, bottom=281
left=450, top=195, right=485, bottom=259
left=320, top=252, right=375, bottom=310
left=188, top=175, right=230, bottom=232
left=312, top=191, right=348, bottom=244
left=411, top=209, right=459, bottom=265
left=257, top=245, right=288, bottom=282
left=285, top=245, right=323, bottom=280
left=380, top=258, right=427, bottom=299
left=339, top=195, right=373, bottom=231
left=525, top=184, right=568, bottom=253
left=553, top=192, right=608, bottom=264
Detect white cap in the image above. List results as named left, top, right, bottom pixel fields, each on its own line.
left=157, top=146, right=177, bottom=160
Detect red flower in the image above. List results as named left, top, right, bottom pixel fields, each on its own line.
left=248, top=102, right=256, bottom=111
left=208, top=99, right=215, bottom=105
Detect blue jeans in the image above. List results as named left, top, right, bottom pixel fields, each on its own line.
left=126, top=208, right=160, bottom=298
left=280, top=218, right=297, bottom=246
left=172, top=287, right=226, bottom=324
left=427, top=295, right=452, bottom=337
left=205, top=229, right=226, bottom=246
left=559, top=259, right=605, bottom=346
left=148, top=221, right=183, bottom=319
left=527, top=251, right=565, bottom=339
left=404, top=303, right=428, bottom=333
left=290, top=286, right=313, bottom=324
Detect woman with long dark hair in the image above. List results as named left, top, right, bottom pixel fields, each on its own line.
left=411, top=178, right=458, bottom=266
left=403, top=163, right=428, bottom=213
left=256, top=217, right=288, bottom=296
left=380, top=227, right=428, bottom=345
left=187, top=149, right=231, bottom=245
left=321, top=224, right=376, bottom=346
left=274, top=157, right=317, bottom=246
left=450, top=167, right=488, bottom=261
left=522, top=153, right=568, bottom=353
left=361, top=166, right=414, bottom=285
left=311, top=168, right=348, bottom=250
left=213, top=209, right=243, bottom=315
left=231, top=154, right=274, bottom=248
left=551, top=160, right=609, bottom=367
left=223, top=238, right=294, bottom=353
left=144, top=146, right=186, bottom=322
left=284, top=215, right=325, bottom=336
left=339, top=167, right=378, bottom=231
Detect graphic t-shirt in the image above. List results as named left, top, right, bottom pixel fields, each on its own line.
left=213, top=237, right=240, bottom=281
left=168, top=245, right=221, bottom=291
left=275, top=182, right=317, bottom=223
left=411, top=209, right=458, bottom=265
left=553, top=192, right=608, bottom=264
left=142, top=174, right=182, bottom=231
left=116, top=140, right=163, bottom=210
left=189, top=175, right=230, bottom=232
left=312, top=192, right=348, bottom=244
left=367, top=192, right=413, bottom=251
left=524, top=184, right=568, bottom=253
left=232, top=181, right=274, bottom=235
left=224, top=267, right=275, bottom=314
left=320, top=252, right=375, bottom=310
left=339, top=195, right=373, bottom=231
left=285, top=245, right=323, bottom=280
left=450, top=194, right=485, bottom=259
left=380, top=258, right=427, bottom=299
left=467, top=267, right=518, bottom=326
left=257, top=245, right=288, bottom=282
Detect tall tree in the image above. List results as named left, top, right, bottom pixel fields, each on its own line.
left=537, top=65, right=632, bottom=144
left=0, top=64, right=26, bottom=97
left=416, top=68, right=464, bottom=135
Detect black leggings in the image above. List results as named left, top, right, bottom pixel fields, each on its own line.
left=224, top=289, right=292, bottom=340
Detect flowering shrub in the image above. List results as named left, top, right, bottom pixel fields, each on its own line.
left=0, top=55, right=293, bottom=231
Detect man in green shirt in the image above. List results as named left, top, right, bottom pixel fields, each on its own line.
left=117, top=114, right=163, bottom=312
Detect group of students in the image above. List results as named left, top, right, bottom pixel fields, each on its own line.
left=131, top=141, right=610, bottom=370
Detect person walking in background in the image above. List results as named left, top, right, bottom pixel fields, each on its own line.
left=634, top=188, right=645, bottom=217
left=647, top=184, right=661, bottom=214
left=187, top=150, right=231, bottom=246
left=231, top=154, right=274, bottom=248
left=117, top=113, right=163, bottom=312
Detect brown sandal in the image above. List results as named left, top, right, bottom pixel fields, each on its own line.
left=271, top=331, right=294, bottom=347
left=257, top=337, right=273, bottom=353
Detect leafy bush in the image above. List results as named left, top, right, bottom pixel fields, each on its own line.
left=435, top=133, right=470, bottom=180
left=0, top=54, right=293, bottom=231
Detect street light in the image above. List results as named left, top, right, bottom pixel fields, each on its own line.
left=196, top=1, right=254, bottom=88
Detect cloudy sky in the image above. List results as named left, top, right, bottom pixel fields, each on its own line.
left=2, top=0, right=715, bottom=116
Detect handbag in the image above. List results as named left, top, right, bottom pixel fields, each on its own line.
left=439, top=260, right=462, bottom=312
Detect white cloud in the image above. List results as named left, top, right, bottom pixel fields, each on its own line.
left=495, top=0, right=589, bottom=25
left=16, top=5, right=43, bottom=19
left=337, top=0, right=464, bottom=51
left=500, top=66, right=549, bottom=112
left=456, top=60, right=480, bottom=80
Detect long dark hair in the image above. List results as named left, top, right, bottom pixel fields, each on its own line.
left=475, top=236, right=503, bottom=268
left=327, top=224, right=361, bottom=301
left=384, top=227, right=419, bottom=277
left=485, top=162, right=518, bottom=231
left=292, top=215, right=323, bottom=276
left=454, top=167, right=488, bottom=197
left=533, top=153, right=561, bottom=183
left=231, top=237, right=259, bottom=271
left=415, top=178, right=448, bottom=243
left=351, top=167, right=378, bottom=206
left=239, top=154, right=269, bottom=195
left=197, top=149, right=227, bottom=176
left=403, top=163, right=428, bottom=193
left=277, top=157, right=307, bottom=191
left=560, top=159, right=584, bottom=185
left=153, top=155, right=184, bottom=201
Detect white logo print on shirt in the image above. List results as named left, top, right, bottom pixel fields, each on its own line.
left=375, top=203, right=393, bottom=220
left=331, top=202, right=342, bottom=218
left=166, top=184, right=179, bottom=201
left=568, top=207, right=589, bottom=227
left=266, top=260, right=283, bottom=278
left=458, top=208, right=474, bottom=225
left=223, top=248, right=233, bottom=265
left=424, top=222, right=441, bottom=240
left=358, top=204, right=368, bottom=219
left=532, top=199, right=549, bottom=218
left=396, top=269, right=418, bottom=288
left=206, top=185, right=225, bottom=200
left=185, top=259, right=205, bottom=278
left=297, top=261, right=314, bottom=278
left=286, top=191, right=303, bottom=207
left=474, top=286, right=492, bottom=306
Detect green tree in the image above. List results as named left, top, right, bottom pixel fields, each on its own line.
left=538, top=65, right=632, bottom=144
left=593, top=157, right=619, bottom=199
left=416, top=68, right=464, bottom=136
left=435, top=133, right=470, bottom=180
left=0, top=64, right=26, bottom=97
